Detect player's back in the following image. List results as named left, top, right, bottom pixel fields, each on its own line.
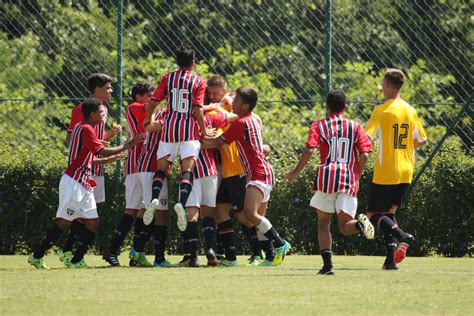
left=125, top=102, right=147, bottom=175
left=365, top=99, right=427, bottom=185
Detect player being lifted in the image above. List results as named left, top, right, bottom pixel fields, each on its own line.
left=365, top=69, right=427, bottom=270
left=285, top=89, right=375, bottom=275
left=203, top=87, right=291, bottom=266
left=28, top=99, right=143, bottom=269
left=60, top=73, right=121, bottom=266
left=142, top=44, right=210, bottom=232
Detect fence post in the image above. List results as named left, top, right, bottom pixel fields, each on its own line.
left=324, top=0, right=332, bottom=97
left=115, top=0, right=124, bottom=199
left=403, top=92, right=473, bottom=202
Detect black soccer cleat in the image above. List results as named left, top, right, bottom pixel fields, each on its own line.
left=382, top=262, right=399, bottom=270
left=317, top=266, right=335, bottom=275
left=102, top=250, right=120, bottom=267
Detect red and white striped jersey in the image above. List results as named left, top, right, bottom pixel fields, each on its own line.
left=124, top=102, right=146, bottom=175
left=220, top=112, right=274, bottom=185
left=306, top=113, right=372, bottom=197
left=151, top=68, right=206, bottom=143
left=65, top=123, right=105, bottom=191
left=194, top=112, right=228, bottom=179
left=137, top=110, right=167, bottom=173
left=68, top=103, right=108, bottom=177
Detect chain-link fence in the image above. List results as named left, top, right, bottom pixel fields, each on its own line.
left=1, top=0, right=472, bottom=171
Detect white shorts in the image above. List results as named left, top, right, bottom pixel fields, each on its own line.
left=185, top=178, right=201, bottom=208
left=247, top=180, right=272, bottom=203
left=56, top=174, right=98, bottom=221
left=91, top=175, right=105, bottom=203
left=200, top=175, right=218, bottom=207
left=310, top=191, right=358, bottom=219
left=157, top=141, right=201, bottom=162
left=134, top=172, right=169, bottom=210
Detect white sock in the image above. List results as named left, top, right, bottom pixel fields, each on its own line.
left=256, top=230, right=268, bottom=241
left=256, top=217, right=272, bottom=234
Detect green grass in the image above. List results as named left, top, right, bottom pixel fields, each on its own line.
left=1, top=254, right=473, bottom=315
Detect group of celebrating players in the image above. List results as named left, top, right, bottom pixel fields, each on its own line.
left=28, top=44, right=427, bottom=275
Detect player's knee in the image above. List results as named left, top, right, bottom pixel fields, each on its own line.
left=85, top=219, right=100, bottom=232
left=153, top=170, right=168, bottom=182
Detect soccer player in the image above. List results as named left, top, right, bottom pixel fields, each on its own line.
left=284, top=89, right=375, bottom=275
left=103, top=82, right=157, bottom=267
left=142, top=44, right=210, bottom=232
left=202, top=87, right=291, bottom=267
left=60, top=73, right=121, bottom=266
left=365, top=68, right=427, bottom=270
left=28, top=98, right=143, bottom=269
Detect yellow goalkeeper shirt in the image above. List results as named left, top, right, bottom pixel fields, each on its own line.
left=365, top=98, right=427, bottom=185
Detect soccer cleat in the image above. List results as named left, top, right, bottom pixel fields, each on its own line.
left=394, top=234, right=414, bottom=264
left=219, top=259, right=239, bottom=267
left=272, top=241, right=291, bottom=266
left=28, top=253, right=50, bottom=270
left=258, top=260, right=274, bottom=267
left=102, top=250, right=120, bottom=267
left=205, top=249, right=219, bottom=267
left=174, top=203, right=187, bottom=232
left=382, top=262, right=399, bottom=270
left=143, top=199, right=159, bottom=226
left=58, top=250, right=73, bottom=266
left=68, top=259, right=89, bottom=269
left=174, top=257, right=200, bottom=268
left=129, top=251, right=152, bottom=267
left=357, top=214, right=375, bottom=240
left=317, top=266, right=335, bottom=275
left=245, top=255, right=264, bottom=266
left=153, top=259, right=173, bottom=267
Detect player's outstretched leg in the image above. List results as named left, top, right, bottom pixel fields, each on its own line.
left=29, top=222, right=66, bottom=269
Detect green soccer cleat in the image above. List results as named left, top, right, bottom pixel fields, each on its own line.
left=272, top=241, right=291, bottom=266
left=28, top=253, right=50, bottom=270
left=67, top=259, right=89, bottom=269
left=258, top=259, right=274, bottom=267
left=245, top=255, right=263, bottom=267
left=219, top=259, right=239, bottom=267
left=58, top=250, right=73, bottom=266
left=130, top=251, right=152, bottom=267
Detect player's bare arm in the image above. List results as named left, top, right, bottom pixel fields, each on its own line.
left=284, top=147, right=315, bottom=183
left=414, top=139, right=427, bottom=149
left=103, top=124, right=122, bottom=141
left=358, top=152, right=369, bottom=172
left=201, top=135, right=225, bottom=149
left=98, top=133, right=144, bottom=157
left=194, top=105, right=212, bottom=137
left=93, top=153, right=125, bottom=165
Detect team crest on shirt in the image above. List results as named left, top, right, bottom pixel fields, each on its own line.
left=66, top=208, right=75, bottom=216
left=160, top=199, right=168, bottom=207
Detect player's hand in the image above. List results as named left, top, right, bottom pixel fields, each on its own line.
left=126, top=133, right=145, bottom=148
left=202, top=127, right=216, bottom=138
left=284, top=170, right=298, bottom=183
left=221, top=94, right=233, bottom=106
left=101, top=140, right=110, bottom=146
left=111, top=124, right=122, bottom=135
left=143, top=117, right=151, bottom=128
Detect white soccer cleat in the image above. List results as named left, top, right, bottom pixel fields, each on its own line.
left=357, top=214, right=375, bottom=240
left=174, top=203, right=187, bottom=232
left=143, top=199, right=159, bottom=225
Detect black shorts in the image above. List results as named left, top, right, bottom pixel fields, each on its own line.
left=216, top=175, right=246, bottom=212
left=366, top=183, right=409, bottom=213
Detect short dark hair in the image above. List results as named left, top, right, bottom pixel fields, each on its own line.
left=326, top=89, right=347, bottom=113
left=175, top=44, right=195, bottom=68
left=236, top=87, right=258, bottom=112
left=207, top=75, right=227, bottom=89
left=131, top=82, right=154, bottom=101
left=82, top=98, right=102, bottom=119
left=87, top=73, right=113, bottom=94
left=384, top=68, right=405, bottom=90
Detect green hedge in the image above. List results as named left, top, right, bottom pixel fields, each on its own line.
left=0, top=143, right=472, bottom=257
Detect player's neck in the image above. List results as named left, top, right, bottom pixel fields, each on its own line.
left=384, top=92, right=401, bottom=100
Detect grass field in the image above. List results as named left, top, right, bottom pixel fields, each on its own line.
left=1, top=254, right=472, bottom=315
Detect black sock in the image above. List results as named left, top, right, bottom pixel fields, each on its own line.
left=321, top=249, right=333, bottom=269
left=260, top=239, right=275, bottom=261
left=370, top=214, right=407, bottom=241
left=62, top=220, right=85, bottom=252
left=216, top=232, right=225, bottom=257
left=71, top=228, right=95, bottom=264
left=184, top=222, right=199, bottom=259
left=154, top=225, right=168, bottom=263
left=133, top=218, right=153, bottom=252
left=181, top=230, right=190, bottom=259
left=263, top=227, right=285, bottom=248
left=178, top=171, right=194, bottom=206
left=109, top=214, right=134, bottom=255
left=242, top=225, right=262, bottom=257
left=33, top=224, right=64, bottom=259
left=384, top=232, right=398, bottom=265
left=217, top=220, right=236, bottom=261
left=152, top=170, right=167, bottom=200
left=202, top=217, right=216, bottom=252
